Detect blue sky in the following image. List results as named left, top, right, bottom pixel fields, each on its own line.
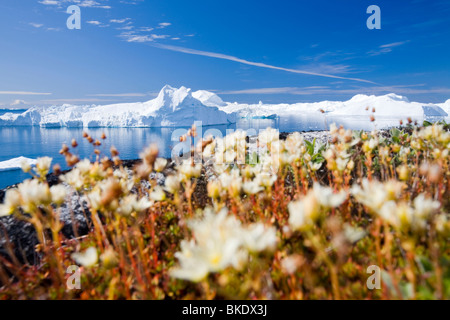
left=0, top=0, right=449, bottom=108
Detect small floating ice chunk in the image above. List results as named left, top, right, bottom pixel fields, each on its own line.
left=0, top=156, right=37, bottom=172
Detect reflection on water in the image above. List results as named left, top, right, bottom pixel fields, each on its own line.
left=1, top=113, right=445, bottom=188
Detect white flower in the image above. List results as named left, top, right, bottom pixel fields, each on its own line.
left=207, top=179, right=222, bottom=199
left=171, top=207, right=278, bottom=282
left=336, top=157, right=349, bottom=172
left=281, top=255, right=302, bottom=275
left=0, top=204, right=9, bottom=217
left=76, top=159, right=92, bottom=174
left=224, top=150, right=237, bottom=163
left=288, top=183, right=346, bottom=231
left=60, top=169, right=84, bottom=190
left=288, top=194, right=318, bottom=230
left=351, top=179, right=403, bottom=212
left=71, top=247, right=98, bottom=268
left=311, top=162, right=322, bottom=171
left=170, top=240, right=210, bottom=282
left=203, top=142, right=215, bottom=158
left=154, top=158, right=167, bottom=172
left=312, top=183, right=347, bottom=208
left=179, top=160, right=202, bottom=180
left=228, top=178, right=242, bottom=197
left=86, top=188, right=102, bottom=210
left=164, top=175, right=181, bottom=194
left=399, top=146, right=410, bottom=157
left=256, top=172, right=277, bottom=188
left=413, top=194, right=440, bottom=219
left=323, top=148, right=335, bottom=161
left=188, top=208, right=241, bottom=244
left=258, top=128, right=279, bottom=145
left=329, top=123, right=338, bottom=135
left=117, top=195, right=135, bottom=216
left=343, top=225, right=367, bottom=243
left=242, top=223, right=277, bottom=252
left=17, top=179, right=51, bottom=212
left=21, top=159, right=32, bottom=173
left=50, top=185, right=67, bottom=205
left=133, top=197, right=153, bottom=212
left=379, top=201, right=413, bottom=229
left=218, top=172, right=232, bottom=189
left=285, top=132, right=304, bottom=151
left=242, top=180, right=263, bottom=195
left=435, top=214, right=449, bottom=234
left=35, top=157, right=52, bottom=176
left=198, top=236, right=243, bottom=272
left=0, top=189, right=21, bottom=217
left=150, top=186, right=166, bottom=201
left=118, top=194, right=153, bottom=216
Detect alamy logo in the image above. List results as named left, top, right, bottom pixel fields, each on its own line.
left=66, top=265, right=81, bottom=290
left=66, top=5, right=81, bottom=30
left=366, top=5, right=381, bottom=30
left=366, top=265, right=381, bottom=289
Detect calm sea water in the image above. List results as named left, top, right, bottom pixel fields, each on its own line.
left=0, top=114, right=430, bottom=189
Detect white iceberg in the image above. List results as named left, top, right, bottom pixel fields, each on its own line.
left=0, top=157, right=37, bottom=172
left=217, top=93, right=448, bottom=120
left=438, top=99, right=450, bottom=115
left=0, top=85, right=236, bottom=128
left=328, top=93, right=444, bottom=118
left=192, top=90, right=227, bottom=107
left=422, top=105, right=448, bottom=117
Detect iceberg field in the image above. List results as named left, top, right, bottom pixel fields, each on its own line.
left=0, top=85, right=448, bottom=128
left=215, top=93, right=449, bottom=120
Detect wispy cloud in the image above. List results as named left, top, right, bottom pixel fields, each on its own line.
left=41, top=98, right=115, bottom=103
left=110, top=18, right=131, bottom=24
left=219, top=85, right=450, bottom=96
left=380, top=41, right=409, bottom=49
left=39, top=0, right=59, bottom=4
left=0, top=91, right=51, bottom=95
left=368, top=41, right=410, bottom=56
left=117, top=25, right=134, bottom=31
left=119, top=0, right=144, bottom=4
left=11, top=99, right=27, bottom=106
left=149, top=43, right=375, bottom=84
left=158, top=22, right=171, bottom=29
left=87, top=20, right=102, bottom=26
left=87, top=93, right=148, bottom=97
left=121, top=33, right=168, bottom=43
left=78, top=0, right=100, bottom=7
left=39, top=0, right=111, bottom=9
left=30, top=23, right=44, bottom=28
left=296, top=63, right=355, bottom=75
left=139, top=27, right=154, bottom=32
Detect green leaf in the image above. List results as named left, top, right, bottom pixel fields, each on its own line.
left=390, top=128, right=401, bottom=138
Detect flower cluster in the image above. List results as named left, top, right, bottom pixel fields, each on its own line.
left=0, top=123, right=449, bottom=300
left=170, top=207, right=277, bottom=282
